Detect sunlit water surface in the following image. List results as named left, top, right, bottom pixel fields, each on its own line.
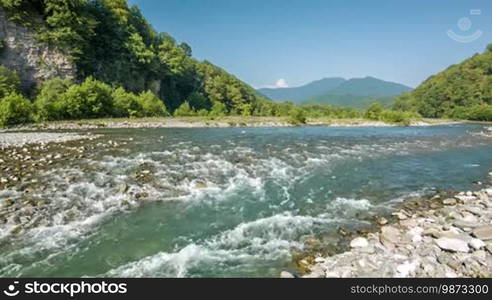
left=1, top=124, right=491, bottom=277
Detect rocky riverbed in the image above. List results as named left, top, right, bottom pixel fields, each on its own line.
left=0, top=132, right=101, bottom=189
left=289, top=184, right=492, bottom=278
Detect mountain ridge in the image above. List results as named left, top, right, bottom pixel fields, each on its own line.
left=257, top=76, right=412, bottom=108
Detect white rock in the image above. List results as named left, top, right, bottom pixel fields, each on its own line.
left=392, top=212, right=408, bottom=220
left=395, top=261, right=418, bottom=277
left=314, top=257, right=326, bottom=263
left=445, top=271, right=458, bottom=278
left=442, top=198, right=457, bottom=205
left=473, top=225, right=492, bottom=241
left=435, top=237, right=470, bottom=253
left=350, top=237, right=369, bottom=248
left=469, top=238, right=485, bottom=250
left=280, top=271, right=295, bottom=278
left=485, top=189, right=492, bottom=197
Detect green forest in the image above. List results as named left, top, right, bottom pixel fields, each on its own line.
left=394, top=45, right=492, bottom=121
left=0, top=0, right=490, bottom=127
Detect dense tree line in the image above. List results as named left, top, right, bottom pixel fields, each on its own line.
left=0, top=0, right=266, bottom=116
left=394, top=45, right=492, bottom=121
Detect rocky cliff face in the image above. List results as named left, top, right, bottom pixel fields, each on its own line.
left=0, top=9, right=76, bottom=91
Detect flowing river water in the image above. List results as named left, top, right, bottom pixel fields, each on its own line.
left=1, top=124, right=492, bottom=277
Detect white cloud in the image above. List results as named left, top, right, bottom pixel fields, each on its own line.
left=275, top=78, right=289, bottom=88
left=259, top=79, right=289, bottom=89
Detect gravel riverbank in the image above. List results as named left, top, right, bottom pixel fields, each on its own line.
left=289, top=184, right=492, bottom=278
left=0, top=132, right=98, bottom=149
left=1, top=117, right=460, bottom=131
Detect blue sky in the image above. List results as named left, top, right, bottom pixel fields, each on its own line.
left=128, top=0, right=491, bottom=88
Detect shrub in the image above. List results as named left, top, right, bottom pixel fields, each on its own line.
left=448, top=105, right=492, bottom=121
left=379, top=110, right=419, bottom=125
left=468, top=105, right=492, bottom=121
left=364, top=103, right=384, bottom=120
left=0, top=92, right=32, bottom=127
left=34, top=77, right=73, bottom=121
left=196, top=109, right=209, bottom=117
left=208, top=101, right=227, bottom=117
left=288, top=108, right=307, bottom=125
left=112, top=87, right=141, bottom=118
left=62, top=77, right=113, bottom=119
left=0, top=65, right=20, bottom=98
left=137, top=91, right=168, bottom=117
left=187, top=92, right=211, bottom=111
left=173, top=101, right=196, bottom=117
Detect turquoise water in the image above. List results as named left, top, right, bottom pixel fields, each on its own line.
left=1, top=124, right=491, bottom=277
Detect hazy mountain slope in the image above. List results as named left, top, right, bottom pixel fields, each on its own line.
left=325, top=76, right=412, bottom=96
left=257, top=77, right=345, bottom=103
left=306, top=76, right=412, bottom=108
left=258, top=76, right=412, bottom=108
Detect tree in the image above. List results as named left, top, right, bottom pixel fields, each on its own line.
left=0, top=65, right=21, bottom=98
left=394, top=48, right=492, bottom=119
left=40, top=0, right=97, bottom=58
left=137, top=90, right=167, bottom=117
left=34, top=77, right=73, bottom=121
left=288, top=108, right=307, bottom=125
left=365, top=103, right=384, bottom=120
left=187, top=92, right=211, bottom=111
left=0, top=92, right=32, bottom=126
left=487, top=44, right=492, bottom=53
left=112, top=86, right=141, bottom=117
left=173, top=101, right=195, bottom=117
left=62, top=76, right=113, bottom=119
left=208, top=101, right=227, bottom=117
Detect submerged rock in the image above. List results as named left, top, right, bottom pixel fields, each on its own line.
left=117, top=183, right=129, bottom=193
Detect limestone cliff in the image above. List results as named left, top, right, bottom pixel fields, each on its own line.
left=0, top=9, right=76, bottom=90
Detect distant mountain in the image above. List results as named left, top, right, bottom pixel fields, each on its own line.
left=306, top=95, right=397, bottom=110
left=257, top=76, right=412, bottom=108
left=321, top=76, right=412, bottom=97
left=257, top=77, right=345, bottom=103
left=308, top=77, right=413, bottom=109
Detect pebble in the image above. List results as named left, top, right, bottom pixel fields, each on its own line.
left=442, top=198, right=457, bottom=205
left=380, top=226, right=400, bottom=248
left=280, top=271, right=295, bottom=279
left=377, top=217, right=388, bottom=225
left=435, top=237, right=470, bottom=253
left=469, top=238, right=485, bottom=250
left=350, top=237, right=369, bottom=248
left=472, top=225, right=492, bottom=241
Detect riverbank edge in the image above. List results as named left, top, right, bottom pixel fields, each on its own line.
left=287, top=182, right=492, bottom=278
left=0, top=117, right=464, bottom=132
